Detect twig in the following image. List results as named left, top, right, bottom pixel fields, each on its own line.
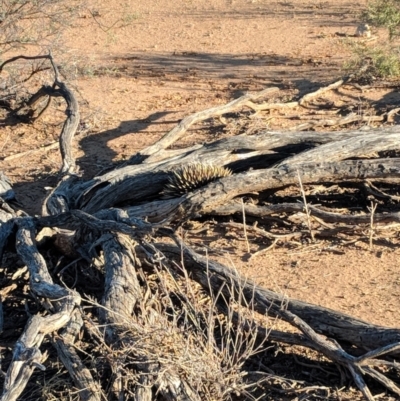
left=299, top=78, right=345, bottom=107
left=241, top=198, right=250, bottom=253
left=364, top=180, right=400, bottom=202
left=3, top=140, right=60, bottom=161
left=297, top=169, right=315, bottom=242
left=387, top=107, right=400, bottom=124
left=214, top=201, right=400, bottom=227
left=368, top=201, right=377, bottom=250
left=0, top=55, right=51, bottom=74
left=288, top=114, right=383, bottom=131
left=249, top=238, right=278, bottom=260
left=220, top=221, right=303, bottom=242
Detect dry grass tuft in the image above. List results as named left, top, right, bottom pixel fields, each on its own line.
left=107, top=264, right=268, bottom=400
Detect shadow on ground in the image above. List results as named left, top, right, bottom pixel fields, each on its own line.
left=94, top=50, right=344, bottom=95
left=77, top=111, right=175, bottom=179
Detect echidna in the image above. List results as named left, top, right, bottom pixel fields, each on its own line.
left=162, top=163, right=232, bottom=199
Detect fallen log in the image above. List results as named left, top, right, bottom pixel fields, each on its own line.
left=3, top=55, right=400, bottom=400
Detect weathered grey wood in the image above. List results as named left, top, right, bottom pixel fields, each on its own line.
left=34, top=207, right=400, bottom=354
left=278, top=309, right=374, bottom=401
left=100, top=234, right=201, bottom=401
left=76, top=127, right=400, bottom=213
left=3, top=60, right=400, bottom=400
left=124, top=198, right=183, bottom=223
left=120, top=158, right=400, bottom=223
left=127, top=77, right=371, bottom=165
left=1, top=218, right=80, bottom=401
left=79, top=171, right=171, bottom=213
left=100, top=234, right=142, bottom=330
left=96, top=128, right=379, bottom=183
left=34, top=206, right=400, bottom=356
left=129, top=87, right=280, bottom=163
left=0, top=172, right=14, bottom=201
left=0, top=208, right=14, bottom=262
left=363, top=366, right=400, bottom=396
left=44, top=54, right=80, bottom=174
left=275, top=129, right=400, bottom=167
left=181, top=158, right=400, bottom=219
left=53, top=310, right=102, bottom=401
left=154, top=240, right=400, bottom=400
left=42, top=80, right=79, bottom=174
left=213, top=201, right=400, bottom=226
left=43, top=174, right=83, bottom=215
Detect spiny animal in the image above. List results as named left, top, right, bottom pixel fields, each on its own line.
left=162, top=163, right=232, bottom=199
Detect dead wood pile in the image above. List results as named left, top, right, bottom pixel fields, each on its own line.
left=1, top=54, right=400, bottom=401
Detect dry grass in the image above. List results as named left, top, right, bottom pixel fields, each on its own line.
left=101, top=260, right=270, bottom=400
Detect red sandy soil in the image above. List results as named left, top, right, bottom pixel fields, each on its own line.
left=2, top=1, right=400, bottom=399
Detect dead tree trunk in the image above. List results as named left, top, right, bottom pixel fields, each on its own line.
left=2, top=55, right=400, bottom=401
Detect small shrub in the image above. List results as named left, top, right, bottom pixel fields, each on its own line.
left=369, top=47, right=400, bottom=76
left=345, top=44, right=400, bottom=81
left=362, top=0, right=400, bottom=39
left=347, top=0, right=400, bottom=82
left=0, top=0, right=84, bottom=55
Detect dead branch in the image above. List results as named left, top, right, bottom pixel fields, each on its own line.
left=289, top=114, right=384, bottom=131
left=117, top=158, right=400, bottom=225
left=46, top=53, right=80, bottom=174
left=99, top=233, right=201, bottom=401
left=275, top=130, right=400, bottom=167
left=61, top=126, right=399, bottom=214
left=52, top=310, right=102, bottom=401
left=3, top=77, right=400, bottom=401
left=299, top=78, right=345, bottom=107
left=130, top=87, right=279, bottom=163
left=164, top=238, right=400, bottom=351
left=0, top=200, right=15, bottom=261
left=2, top=218, right=81, bottom=401
left=3, top=140, right=60, bottom=162
left=364, top=180, right=400, bottom=202
left=0, top=55, right=51, bottom=74
left=0, top=53, right=80, bottom=174
left=161, top=238, right=400, bottom=399
left=213, top=201, right=400, bottom=227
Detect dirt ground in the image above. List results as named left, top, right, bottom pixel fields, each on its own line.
left=2, top=0, right=400, bottom=399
